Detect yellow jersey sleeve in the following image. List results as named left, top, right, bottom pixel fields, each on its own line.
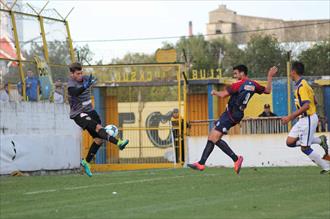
left=298, top=81, right=313, bottom=104
left=297, top=80, right=316, bottom=115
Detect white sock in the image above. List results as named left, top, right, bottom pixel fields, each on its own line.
left=311, top=136, right=321, bottom=144
left=296, top=139, right=303, bottom=146
left=308, top=150, right=330, bottom=170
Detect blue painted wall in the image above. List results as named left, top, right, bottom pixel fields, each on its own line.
left=207, top=84, right=214, bottom=131
left=323, top=86, right=330, bottom=124
left=272, top=79, right=295, bottom=116
left=93, top=88, right=106, bottom=164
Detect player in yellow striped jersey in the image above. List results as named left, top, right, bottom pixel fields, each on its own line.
left=282, top=61, right=329, bottom=174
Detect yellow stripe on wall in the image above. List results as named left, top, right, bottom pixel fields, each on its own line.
left=244, top=93, right=273, bottom=118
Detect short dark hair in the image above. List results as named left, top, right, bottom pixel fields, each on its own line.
left=291, top=61, right=304, bottom=75
left=233, top=65, right=248, bottom=75
left=69, top=62, right=82, bottom=73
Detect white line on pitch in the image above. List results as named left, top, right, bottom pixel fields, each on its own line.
left=63, top=175, right=185, bottom=191
left=23, top=174, right=217, bottom=195
left=24, top=175, right=185, bottom=195
left=24, top=189, right=57, bottom=195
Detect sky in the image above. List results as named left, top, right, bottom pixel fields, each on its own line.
left=19, top=0, right=330, bottom=63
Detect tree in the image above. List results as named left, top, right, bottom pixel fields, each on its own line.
left=75, top=44, right=95, bottom=65
left=160, top=42, right=175, bottom=50
left=23, top=41, right=70, bottom=81
left=209, top=37, right=245, bottom=76
left=111, top=52, right=155, bottom=64
left=298, top=41, right=330, bottom=76
left=23, top=41, right=72, bottom=65
left=176, top=35, right=212, bottom=70
left=243, top=34, right=286, bottom=78
left=21, top=41, right=96, bottom=81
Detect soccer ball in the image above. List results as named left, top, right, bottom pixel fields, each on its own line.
left=105, top=124, right=119, bottom=137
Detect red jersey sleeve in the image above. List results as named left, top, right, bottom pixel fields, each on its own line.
left=226, top=81, right=242, bottom=95
left=253, top=81, right=266, bottom=94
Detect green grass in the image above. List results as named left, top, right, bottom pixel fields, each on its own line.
left=0, top=167, right=329, bottom=219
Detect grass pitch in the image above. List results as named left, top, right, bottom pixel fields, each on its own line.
left=0, top=166, right=329, bottom=219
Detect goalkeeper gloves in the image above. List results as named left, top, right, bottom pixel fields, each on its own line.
left=83, top=74, right=97, bottom=89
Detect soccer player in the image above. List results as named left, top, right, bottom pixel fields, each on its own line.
left=68, top=62, right=129, bottom=177
left=188, top=65, right=278, bottom=173
left=282, top=61, right=329, bottom=174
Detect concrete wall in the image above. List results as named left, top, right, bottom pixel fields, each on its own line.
left=186, top=133, right=330, bottom=167
left=207, top=5, right=330, bottom=43
left=0, top=102, right=81, bottom=174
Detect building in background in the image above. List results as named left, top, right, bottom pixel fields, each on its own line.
left=206, top=5, right=330, bottom=43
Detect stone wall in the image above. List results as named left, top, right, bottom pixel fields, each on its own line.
left=207, top=5, right=330, bottom=43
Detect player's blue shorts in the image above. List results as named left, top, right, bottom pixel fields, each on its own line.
left=214, top=110, right=244, bottom=134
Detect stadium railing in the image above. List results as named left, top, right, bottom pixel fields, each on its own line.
left=188, top=117, right=288, bottom=136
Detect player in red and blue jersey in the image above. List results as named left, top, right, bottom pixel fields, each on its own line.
left=188, top=65, right=278, bottom=174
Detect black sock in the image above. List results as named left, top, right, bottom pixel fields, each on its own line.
left=97, top=128, right=118, bottom=144
left=86, top=142, right=101, bottom=163
left=199, top=140, right=215, bottom=165
left=216, top=139, right=238, bottom=162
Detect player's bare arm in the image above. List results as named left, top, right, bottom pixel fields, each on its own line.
left=282, top=101, right=310, bottom=125
left=210, top=89, right=230, bottom=98
left=264, top=66, right=278, bottom=94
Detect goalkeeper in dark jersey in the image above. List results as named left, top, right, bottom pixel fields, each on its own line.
left=67, top=62, right=129, bottom=177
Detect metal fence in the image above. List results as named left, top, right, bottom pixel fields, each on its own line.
left=189, top=117, right=289, bottom=136
left=0, top=1, right=74, bottom=101
left=113, top=127, right=176, bottom=164
left=240, top=117, right=288, bottom=134
left=79, top=63, right=186, bottom=170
